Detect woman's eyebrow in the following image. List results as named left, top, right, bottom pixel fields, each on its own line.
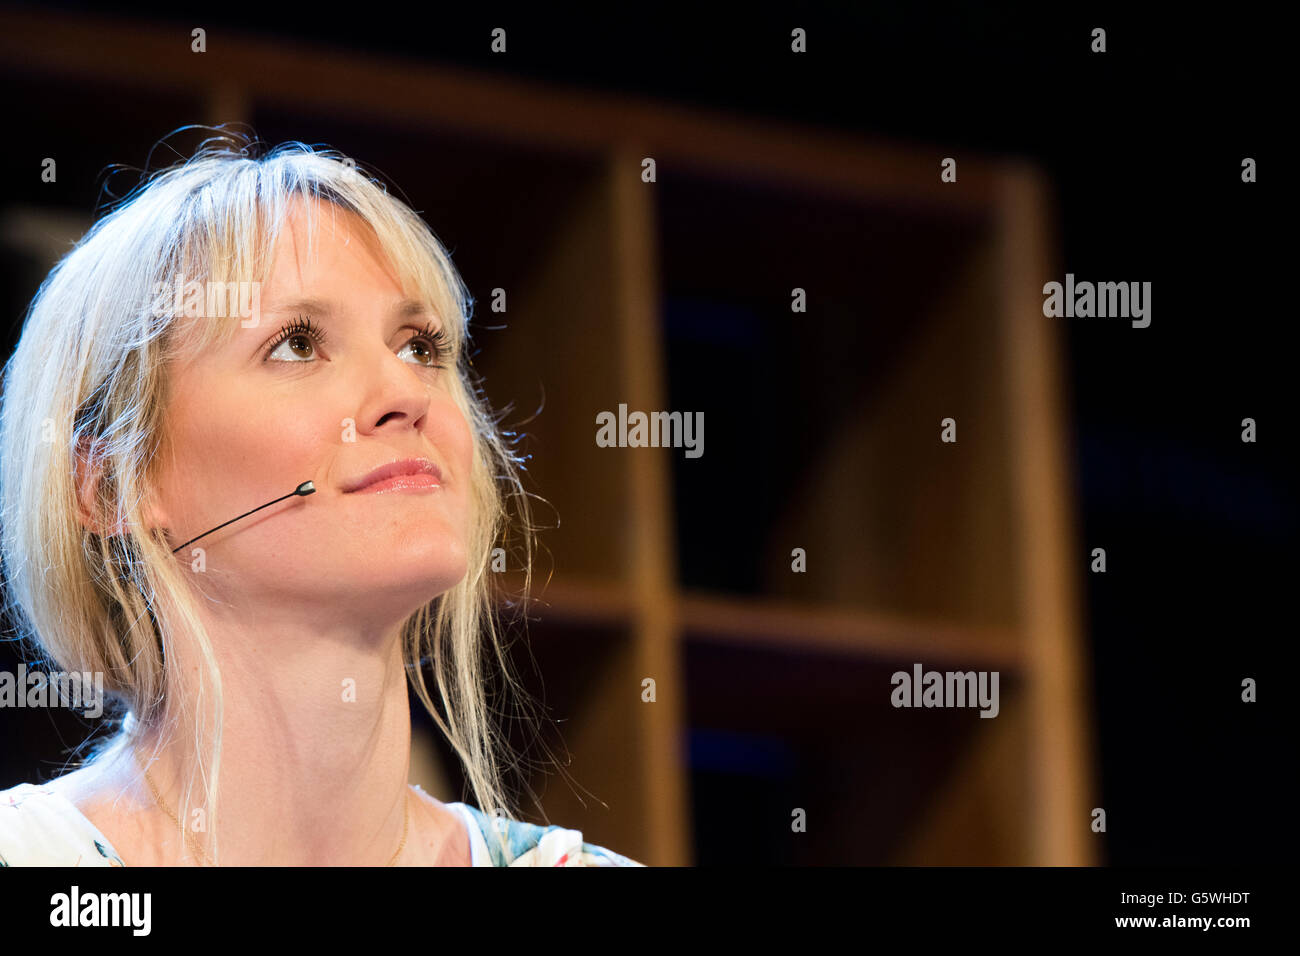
left=263, top=297, right=431, bottom=319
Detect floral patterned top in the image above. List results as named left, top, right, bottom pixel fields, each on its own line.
left=0, top=782, right=644, bottom=867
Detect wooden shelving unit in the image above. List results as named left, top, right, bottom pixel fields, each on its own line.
left=0, top=11, right=1095, bottom=865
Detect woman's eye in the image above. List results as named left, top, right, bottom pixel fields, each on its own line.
left=398, top=336, right=439, bottom=367
left=267, top=333, right=317, bottom=362
left=264, top=323, right=448, bottom=367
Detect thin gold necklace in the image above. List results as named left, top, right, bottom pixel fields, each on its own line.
left=141, top=767, right=409, bottom=866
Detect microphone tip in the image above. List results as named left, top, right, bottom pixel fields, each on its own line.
left=295, top=481, right=316, bottom=496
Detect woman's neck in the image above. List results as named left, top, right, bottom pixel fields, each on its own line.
left=64, top=612, right=431, bottom=865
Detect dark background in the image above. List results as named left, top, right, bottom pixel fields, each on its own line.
left=0, top=3, right=1287, bottom=865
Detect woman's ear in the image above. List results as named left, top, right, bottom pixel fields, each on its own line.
left=74, top=434, right=113, bottom=535
left=74, top=435, right=170, bottom=538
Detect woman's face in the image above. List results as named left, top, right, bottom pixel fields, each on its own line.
left=150, top=197, right=474, bottom=632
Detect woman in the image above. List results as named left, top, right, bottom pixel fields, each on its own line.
left=0, top=134, right=642, bottom=867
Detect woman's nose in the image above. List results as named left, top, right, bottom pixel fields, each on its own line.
left=353, top=349, right=433, bottom=433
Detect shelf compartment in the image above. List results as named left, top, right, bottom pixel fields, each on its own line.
left=683, top=633, right=1027, bottom=864
left=657, top=170, right=1017, bottom=630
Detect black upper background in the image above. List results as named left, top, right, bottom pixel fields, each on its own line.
left=0, top=2, right=1288, bottom=864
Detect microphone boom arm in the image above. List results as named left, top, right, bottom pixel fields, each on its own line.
left=170, top=481, right=316, bottom=554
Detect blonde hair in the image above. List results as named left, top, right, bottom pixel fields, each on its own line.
left=0, top=130, right=549, bottom=863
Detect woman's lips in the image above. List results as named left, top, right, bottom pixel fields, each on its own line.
left=342, top=457, right=444, bottom=493
left=351, top=473, right=441, bottom=495
left=343, top=460, right=444, bottom=496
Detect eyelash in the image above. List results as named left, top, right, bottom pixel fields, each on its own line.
left=264, top=315, right=454, bottom=368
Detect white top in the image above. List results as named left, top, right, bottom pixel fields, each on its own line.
left=0, top=782, right=643, bottom=867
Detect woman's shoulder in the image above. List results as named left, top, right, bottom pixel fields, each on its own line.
left=1, top=779, right=644, bottom=868
left=0, top=781, right=126, bottom=867
left=447, top=801, right=645, bottom=867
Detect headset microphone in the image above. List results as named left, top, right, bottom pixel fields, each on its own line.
left=170, top=481, right=316, bottom=554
